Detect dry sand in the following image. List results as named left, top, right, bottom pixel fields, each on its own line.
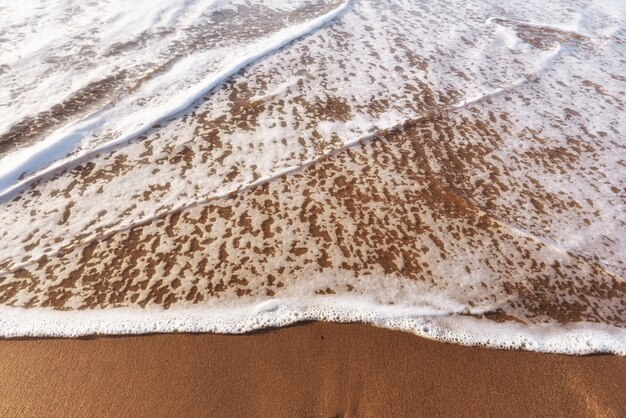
left=0, top=322, right=624, bottom=417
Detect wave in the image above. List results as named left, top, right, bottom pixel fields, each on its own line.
left=0, top=0, right=624, bottom=355
left=0, top=0, right=351, bottom=198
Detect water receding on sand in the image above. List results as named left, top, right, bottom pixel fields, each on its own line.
left=0, top=0, right=624, bottom=354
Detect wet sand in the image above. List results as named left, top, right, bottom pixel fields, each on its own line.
left=1, top=322, right=624, bottom=417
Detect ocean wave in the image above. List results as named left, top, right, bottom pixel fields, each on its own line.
left=0, top=0, right=624, bottom=354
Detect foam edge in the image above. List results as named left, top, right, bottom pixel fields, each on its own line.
left=1, top=300, right=624, bottom=356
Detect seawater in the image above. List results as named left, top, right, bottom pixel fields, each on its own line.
left=0, top=0, right=624, bottom=354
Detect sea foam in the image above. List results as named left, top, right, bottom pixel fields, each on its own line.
left=0, top=0, right=624, bottom=354
left=0, top=0, right=351, bottom=197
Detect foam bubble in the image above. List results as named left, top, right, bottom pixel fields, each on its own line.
left=0, top=300, right=624, bottom=355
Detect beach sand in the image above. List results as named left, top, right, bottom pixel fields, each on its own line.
left=1, top=322, right=624, bottom=417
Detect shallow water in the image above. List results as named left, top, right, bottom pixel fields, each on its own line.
left=0, top=0, right=624, bottom=354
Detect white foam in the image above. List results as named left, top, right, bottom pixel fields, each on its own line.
left=0, top=0, right=351, bottom=197
left=0, top=0, right=624, bottom=356
left=0, top=300, right=624, bottom=355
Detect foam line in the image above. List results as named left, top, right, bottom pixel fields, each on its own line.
left=0, top=0, right=352, bottom=199
left=484, top=16, right=588, bottom=37
left=0, top=301, right=624, bottom=355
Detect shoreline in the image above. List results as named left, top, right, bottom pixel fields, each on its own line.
left=2, top=303, right=624, bottom=355
left=1, top=322, right=624, bottom=417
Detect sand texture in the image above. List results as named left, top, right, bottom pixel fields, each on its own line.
left=1, top=322, right=624, bottom=417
